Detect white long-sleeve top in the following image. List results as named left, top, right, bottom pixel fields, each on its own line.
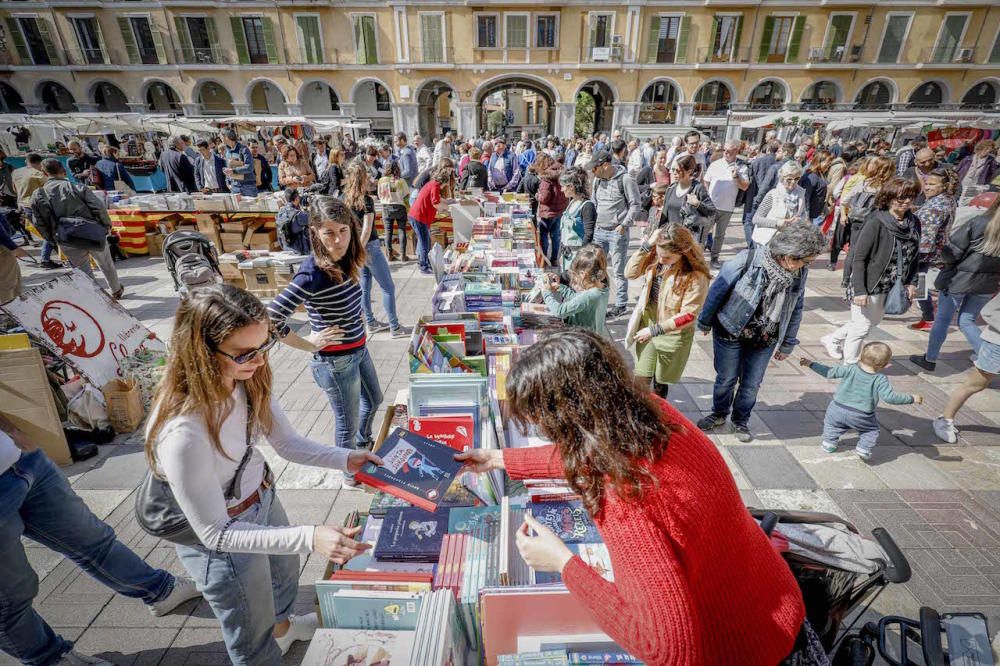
left=151, top=384, right=350, bottom=555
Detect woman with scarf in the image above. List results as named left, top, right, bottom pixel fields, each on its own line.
left=909, top=168, right=958, bottom=331
left=751, top=161, right=807, bottom=245
left=696, top=223, right=827, bottom=442
left=822, top=178, right=922, bottom=365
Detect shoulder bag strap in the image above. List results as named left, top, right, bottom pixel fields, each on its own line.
left=223, top=388, right=256, bottom=501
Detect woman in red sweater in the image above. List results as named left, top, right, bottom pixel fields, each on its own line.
left=408, top=164, right=454, bottom=275
left=458, top=329, right=820, bottom=665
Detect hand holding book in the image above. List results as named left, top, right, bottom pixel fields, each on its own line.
left=454, top=448, right=505, bottom=474
left=346, top=450, right=384, bottom=475
left=312, top=524, right=371, bottom=564
left=516, top=513, right=574, bottom=574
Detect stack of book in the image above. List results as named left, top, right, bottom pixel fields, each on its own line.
left=498, top=651, right=643, bottom=665
left=526, top=500, right=613, bottom=585
left=464, top=281, right=503, bottom=311
left=301, top=628, right=415, bottom=665
left=409, top=589, right=467, bottom=664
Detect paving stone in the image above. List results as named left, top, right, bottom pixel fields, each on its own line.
left=73, top=447, right=151, bottom=490
left=75, top=489, right=132, bottom=521
left=714, top=445, right=751, bottom=490
left=755, top=489, right=844, bottom=515
left=726, top=446, right=818, bottom=490
left=864, top=448, right=960, bottom=490
left=72, top=627, right=179, bottom=665
left=786, top=445, right=889, bottom=490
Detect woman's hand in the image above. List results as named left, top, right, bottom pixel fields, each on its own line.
left=312, top=525, right=371, bottom=564
left=685, top=192, right=700, bottom=206
left=515, top=514, right=574, bottom=574
left=644, top=227, right=662, bottom=245
left=306, top=326, right=345, bottom=351
left=346, top=450, right=383, bottom=475
left=454, top=449, right=504, bottom=474
left=852, top=295, right=869, bottom=307
left=634, top=327, right=653, bottom=344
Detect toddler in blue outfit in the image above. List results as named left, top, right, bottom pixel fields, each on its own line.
left=799, top=341, right=923, bottom=461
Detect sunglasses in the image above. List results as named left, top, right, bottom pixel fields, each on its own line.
left=892, top=196, right=914, bottom=203
left=214, top=332, right=278, bottom=364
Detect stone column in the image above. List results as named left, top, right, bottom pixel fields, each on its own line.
left=338, top=102, right=357, bottom=119
left=554, top=102, right=576, bottom=138
left=392, top=103, right=419, bottom=138
left=180, top=103, right=201, bottom=118
left=74, top=103, right=100, bottom=113
left=454, top=102, right=478, bottom=139
left=231, top=102, right=251, bottom=116
left=127, top=102, right=148, bottom=113
left=612, top=102, right=640, bottom=129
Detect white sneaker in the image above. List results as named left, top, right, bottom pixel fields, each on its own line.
left=855, top=447, right=873, bottom=461
left=275, top=612, right=320, bottom=656
left=933, top=416, right=958, bottom=444
left=821, top=441, right=838, bottom=453
left=148, top=576, right=202, bottom=617
left=53, top=650, right=112, bottom=665
left=821, top=334, right=843, bottom=361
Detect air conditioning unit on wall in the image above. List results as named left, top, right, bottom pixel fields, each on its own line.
left=957, top=48, right=974, bottom=63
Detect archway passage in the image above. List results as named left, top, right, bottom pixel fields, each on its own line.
left=0, top=83, right=26, bottom=114
left=476, top=76, right=556, bottom=139
left=352, top=80, right=393, bottom=139
left=146, top=82, right=181, bottom=113
left=575, top=81, right=615, bottom=135
left=638, top=80, right=679, bottom=124
left=855, top=81, right=892, bottom=110
left=693, top=80, right=731, bottom=116
left=197, top=81, right=234, bottom=115
left=248, top=81, right=286, bottom=114
left=748, top=81, right=786, bottom=110
left=801, top=81, right=838, bottom=110
left=417, top=81, right=455, bottom=143
left=300, top=82, right=340, bottom=117
left=961, top=81, right=997, bottom=108
left=40, top=82, right=75, bottom=113
left=907, top=82, right=944, bottom=109
left=93, top=82, right=129, bottom=112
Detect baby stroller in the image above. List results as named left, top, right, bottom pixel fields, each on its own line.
left=755, top=509, right=995, bottom=665
left=162, top=230, right=222, bottom=293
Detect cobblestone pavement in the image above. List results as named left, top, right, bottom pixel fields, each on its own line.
left=5, top=217, right=999, bottom=664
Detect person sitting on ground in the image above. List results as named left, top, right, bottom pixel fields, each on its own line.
left=536, top=244, right=609, bottom=334
left=455, top=328, right=813, bottom=666
left=800, top=342, right=922, bottom=461
left=625, top=224, right=710, bottom=399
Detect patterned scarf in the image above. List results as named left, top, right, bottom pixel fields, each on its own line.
left=760, top=249, right=795, bottom=326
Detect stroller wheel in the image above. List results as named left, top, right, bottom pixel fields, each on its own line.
left=831, top=635, right=874, bottom=666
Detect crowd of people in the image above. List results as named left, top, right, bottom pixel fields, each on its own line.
left=2, top=121, right=1000, bottom=665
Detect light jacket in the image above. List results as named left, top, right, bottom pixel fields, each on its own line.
left=625, top=246, right=709, bottom=345
left=698, top=248, right=807, bottom=356
left=591, top=165, right=642, bottom=230
left=30, top=178, right=111, bottom=249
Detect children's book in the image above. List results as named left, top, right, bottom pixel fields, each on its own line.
left=301, top=628, right=415, bottom=665
left=356, top=429, right=463, bottom=512
left=373, top=507, right=448, bottom=562
left=529, top=501, right=601, bottom=544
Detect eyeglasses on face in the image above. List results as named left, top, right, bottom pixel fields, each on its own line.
left=214, top=332, right=278, bottom=365
left=892, top=196, right=914, bottom=203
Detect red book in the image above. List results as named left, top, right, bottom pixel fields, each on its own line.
left=408, top=415, right=475, bottom=452
left=423, top=323, right=467, bottom=342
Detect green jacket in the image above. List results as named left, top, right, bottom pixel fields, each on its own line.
left=30, top=177, right=111, bottom=248
left=542, top=285, right=609, bottom=334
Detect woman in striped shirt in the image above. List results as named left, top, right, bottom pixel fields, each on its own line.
left=267, top=197, right=384, bottom=461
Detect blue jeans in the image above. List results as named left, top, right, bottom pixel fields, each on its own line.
left=0, top=451, right=175, bottom=666
left=409, top=217, right=432, bottom=271
left=822, top=401, right=880, bottom=454
left=926, top=292, right=993, bottom=362
left=360, top=239, right=400, bottom=330
left=19, top=207, right=53, bottom=262
left=175, top=488, right=299, bottom=666
left=310, top=346, right=383, bottom=449
left=710, top=333, right=776, bottom=426
left=592, top=226, right=629, bottom=308
left=537, top=216, right=561, bottom=266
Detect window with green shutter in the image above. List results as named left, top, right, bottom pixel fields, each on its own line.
left=760, top=15, right=796, bottom=63
left=15, top=17, right=59, bottom=65
left=260, top=17, right=279, bottom=64
left=353, top=15, right=378, bottom=65
left=877, top=14, right=911, bottom=64
left=72, top=17, right=106, bottom=65
left=118, top=16, right=139, bottom=64
left=230, top=16, right=250, bottom=65
left=710, top=15, right=740, bottom=63
left=126, top=17, right=161, bottom=64
left=675, top=16, right=690, bottom=64
left=990, top=29, right=1000, bottom=64
left=421, top=14, right=445, bottom=62
left=238, top=17, right=271, bottom=65
left=825, top=14, right=853, bottom=53
left=786, top=16, right=805, bottom=62
left=5, top=18, right=30, bottom=64
left=646, top=15, right=681, bottom=63
left=505, top=14, right=527, bottom=50
left=296, top=16, right=323, bottom=64
left=935, top=14, right=968, bottom=63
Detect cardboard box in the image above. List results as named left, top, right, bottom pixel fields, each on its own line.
left=145, top=232, right=164, bottom=257
left=241, top=264, right=278, bottom=297
left=194, top=214, right=223, bottom=250
left=0, top=348, right=71, bottom=465
left=101, top=379, right=144, bottom=433
left=220, top=222, right=244, bottom=233
left=247, top=230, right=278, bottom=251
left=220, top=232, right=246, bottom=253
left=218, top=256, right=243, bottom=281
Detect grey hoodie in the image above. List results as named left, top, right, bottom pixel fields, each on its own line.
left=591, top=165, right=642, bottom=231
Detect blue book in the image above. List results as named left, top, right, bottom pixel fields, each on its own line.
left=530, top=501, right=601, bottom=544
left=373, top=507, right=448, bottom=562
left=356, top=429, right=464, bottom=512
left=448, top=505, right=501, bottom=534
left=325, top=590, right=423, bottom=631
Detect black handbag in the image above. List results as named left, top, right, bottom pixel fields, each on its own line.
left=135, top=393, right=256, bottom=546
left=883, top=242, right=913, bottom=316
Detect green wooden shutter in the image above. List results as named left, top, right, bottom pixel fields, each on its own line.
left=174, top=17, right=192, bottom=62
left=36, top=18, right=61, bottom=65
left=205, top=18, right=220, bottom=62
left=675, top=15, right=690, bottom=63
left=645, top=16, right=659, bottom=64
left=149, top=20, right=167, bottom=63
left=353, top=17, right=365, bottom=64
left=990, top=31, right=1000, bottom=63
left=261, top=16, right=279, bottom=64
left=92, top=19, right=110, bottom=64
left=758, top=16, right=774, bottom=62
left=786, top=15, right=805, bottom=62
left=733, top=14, right=744, bottom=58
left=364, top=17, right=378, bottom=64
left=231, top=17, right=250, bottom=64
left=6, top=18, right=29, bottom=62
left=118, top=17, right=139, bottom=64
left=707, top=17, right=719, bottom=62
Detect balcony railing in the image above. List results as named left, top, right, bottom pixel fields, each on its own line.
left=696, top=47, right=752, bottom=64
left=287, top=48, right=341, bottom=66
left=806, top=44, right=863, bottom=64
left=176, top=47, right=231, bottom=65
left=693, top=102, right=730, bottom=117
left=580, top=45, right=624, bottom=64
left=64, top=47, right=112, bottom=65
left=408, top=46, right=455, bottom=64
left=919, top=45, right=978, bottom=64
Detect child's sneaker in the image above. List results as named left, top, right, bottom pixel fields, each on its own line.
left=933, top=416, right=958, bottom=444
left=821, top=441, right=838, bottom=453
left=855, top=447, right=873, bottom=461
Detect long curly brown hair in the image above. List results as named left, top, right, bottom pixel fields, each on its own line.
left=505, top=329, right=678, bottom=518
left=635, top=223, right=711, bottom=297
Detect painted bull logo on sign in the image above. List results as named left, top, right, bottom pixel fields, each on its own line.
left=40, top=301, right=106, bottom=358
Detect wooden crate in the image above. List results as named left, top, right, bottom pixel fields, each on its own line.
left=0, top=348, right=71, bottom=465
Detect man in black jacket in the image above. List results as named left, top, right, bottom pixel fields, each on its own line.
left=66, top=141, right=99, bottom=185
left=193, top=140, right=229, bottom=193
left=248, top=140, right=273, bottom=192
left=459, top=147, right=488, bottom=190
left=158, top=137, right=196, bottom=193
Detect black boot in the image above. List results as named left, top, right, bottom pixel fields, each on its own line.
left=652, top=380, right=670, bottom=399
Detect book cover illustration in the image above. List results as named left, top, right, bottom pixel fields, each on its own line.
left=301, top=628, right=415, bottom=665
left=374, top=507, right=448, bottom=562
left=327, top=591, right=423, bottom=631
left=357, top=429, right=463, bottom=512
left=408, top=415, right=475, bottom=452
left=530, top=501, right=601, bottom=544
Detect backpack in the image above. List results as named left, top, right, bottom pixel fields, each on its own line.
left=846, top=188, right=877, bottom=225
left=162, top=230, right=221, bottom=292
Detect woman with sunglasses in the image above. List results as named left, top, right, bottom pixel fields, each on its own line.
left=144, top=283, right=382, bottom=664
left=655, top=154, right=715, bottom=245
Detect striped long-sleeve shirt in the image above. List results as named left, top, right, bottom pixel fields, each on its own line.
left=267, top=256, right=367, bottom=355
